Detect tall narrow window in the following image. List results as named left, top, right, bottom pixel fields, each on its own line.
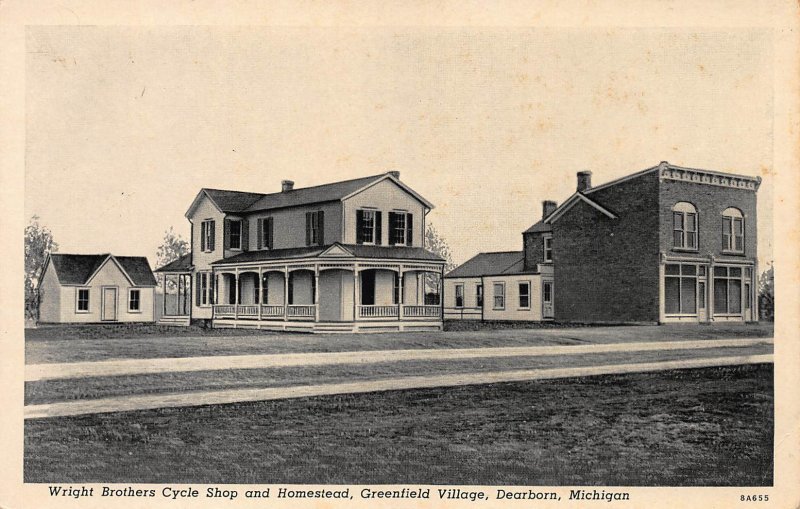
left=258, top=217, right=274, bottom=250
left=201, top=220, right=215, bottom=252
left=664, top=263, right=698, bottom=315
left=388, top=212, right=412, bottom=245
left=714, top=266, right=743, bottom=315
left=228, top=220, right=242, bottom=250
left=672, top=202, right=698, bottom=250
left=77, top=289, right=90, bottom=312
left=306, top=211, right=325, bottom=246
left=493, top=283, right=505, bottom=310
left=128, top=289, right=141, bottom=312
left=518, top=282, right=530, bottom=309
left=455, top=284, right=464, bottom=308
left=543, top=235, right=553, bottom=262
left=722, top=207, right=744, bottom=253
left=393, top=273, right=402, bottom=305
left=476, top=284, right=483, bottom=307
left=356, top=209, right=381, bottom=244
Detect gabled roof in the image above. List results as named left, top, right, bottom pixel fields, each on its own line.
left=445, top=251, right=529, bottom=278
left=543, top=192, right=618, bottom=224
left=154, top=253, right=193, bottom=273
left=186, top=172, right=434, bottom=218
left=523, top=219, right=552, bottom=234
left=211, top=243, right=444, bottom=265
left=47, top=254, right=156, bottom=286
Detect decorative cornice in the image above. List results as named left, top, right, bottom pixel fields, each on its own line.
left=658, top=162, right=761, bottom=191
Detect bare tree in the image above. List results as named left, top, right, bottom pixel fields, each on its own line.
left=156, top=226, right=190, bottom=269
left=423, top=223, right=455, bottom=305
left=25, top=216, right=58, bottom=321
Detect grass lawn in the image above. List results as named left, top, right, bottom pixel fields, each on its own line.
left=26, top=323, right=774, bottom=364
left=25, top=342, right=773, bottom=405
left=24, top=364, right=773, bottom=485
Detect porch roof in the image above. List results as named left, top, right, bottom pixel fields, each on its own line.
left=154, top=253, right=193, bottom=273
left=210, top=243, right=445, bottom=266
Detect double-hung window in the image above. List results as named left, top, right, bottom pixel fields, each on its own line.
left=543, top=235, right=553, bottom=262
left=722, top=208, right=744, bottom=253
left=76, top=288, right=90, bottom=312
left=493, top=282, right=505, bottom=310
left=454, top=284, right=464, bottom=308
left=357, top=209, right=381, bottom=244
left=476, top=284, right=483, bottom=307
left=128, top=289, right=141, bottom=312
left=672, top=202, right=698, bottom=250
left=388, top=211, right=413, bottom=245
left=305, top=211, right=325, bottom=246
left=196, top=272, right=215, bottom=306
left=518, top=282, right=530, bottom=309
left=200, top=220, right=215, bottom=252
left=228, top=220, right=242, bottom=250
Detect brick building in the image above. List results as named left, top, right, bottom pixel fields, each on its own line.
left=446, top=161, right=761, bottom=324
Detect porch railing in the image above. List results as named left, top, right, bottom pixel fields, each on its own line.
left=236, top=305, right=259, bottom=317
left=261, top=305, right=285, bottom=317
left=214, top=305, right=236, bottom=316
left=403, top=305, right=441, bottom=318
left=359, top=305, right=399, bottom=318
left=287, top=305, right=316, bottom=319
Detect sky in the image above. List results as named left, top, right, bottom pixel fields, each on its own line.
left=25, top=26, right=774, bottom=268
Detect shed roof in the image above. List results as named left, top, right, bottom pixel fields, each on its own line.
left=445, top=251, right=530, bottom=278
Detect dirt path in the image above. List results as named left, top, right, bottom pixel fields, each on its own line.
left=25, top=337, right=772, bottom=381
left=24, top=354, right=773, bottom=419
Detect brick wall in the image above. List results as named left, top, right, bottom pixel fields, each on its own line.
left=553, top=172, right=661, bottom=323
left=523, top=231, right=548, bottom=271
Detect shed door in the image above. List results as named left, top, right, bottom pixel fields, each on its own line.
left=102, top=287, right=118, bottom=321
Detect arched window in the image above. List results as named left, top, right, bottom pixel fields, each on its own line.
left=722, top=207, right=744, bottom=253
left=672, top=202, right=698, bottom=250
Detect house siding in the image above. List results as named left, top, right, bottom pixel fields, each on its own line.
left=343, top=179, right=426, bottom=246
left=245, top=202, right=343, bottom=251
left=554, top=172, right=661, bottom=323
left=483, top=275, right=543, bottom=322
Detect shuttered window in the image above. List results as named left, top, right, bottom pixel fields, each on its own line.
left=356, top=209, right=382, bottom=244
left=305, top=211, right=325, bottom=246
left=257, top=217, right=274, bottom=250
left=388, top=212, right=413, bottom=245
left=201, top=220, right=215, bottom=252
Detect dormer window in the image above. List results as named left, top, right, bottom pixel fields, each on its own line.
left=357, top=209, right=382, bottom=245
left=722, top=207, right=744, bottom=253
left=672, top=202, right=698, bottom=250
left=389, top=211, right=413, bottom=246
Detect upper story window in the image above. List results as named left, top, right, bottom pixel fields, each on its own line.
left=200, top=220, right=215, bottom=252
left=228, top=220, right=242, bottom=250
left=357, top=209, right=381, bottom=245
left=543, top=234, right=553, bottom=262
left=722, top=207, right=744, bottom=253
left=76, top=288, right=90, bottom=312
left=257, top=217, right=274, bottom=250
left=672, top=202, right=698, bottom=250
left=389, top=211, right=413, bottom=246
left=306, top=211, right=325, bottom=246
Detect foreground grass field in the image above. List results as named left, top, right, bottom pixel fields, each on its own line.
left=25, top=364, right=773, bottom=485
left=26, top=323, right=774, bottom=364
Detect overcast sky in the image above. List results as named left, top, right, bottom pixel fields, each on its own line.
left=25, top=26, right=774, bottom=268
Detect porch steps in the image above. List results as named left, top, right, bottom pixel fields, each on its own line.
left=315, top=322, right=357, bottom=333
left=157, top=316, right=191, bottom=327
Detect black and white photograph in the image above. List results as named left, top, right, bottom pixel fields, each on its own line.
left=1, top=1, right=798, bottom=508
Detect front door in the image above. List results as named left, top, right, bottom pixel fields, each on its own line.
left=102, top=287, right=118, bottom=321
left=542, top=280, right=554, bottom=319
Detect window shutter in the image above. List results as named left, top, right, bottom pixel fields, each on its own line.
left=388, top=212, right=397, bottom=244
left=241, top=220, right=250, bottom=251
left=256, top=218, right=263, bottom=250
left=375, top=211, right=382, bottom=245
left=223, top=219, right=230, bottom=249
left=318, top=211, right=325, bottom=245
left=356, top=210, right=365, bottom=244
left=209, top=274, right=215, bottom=304
left=200, top=223, right=206, bottom=251
left=196, top=273, right=202, bottom=306
left=407, top=214, right=413, bottom=246
left=305, top=212, right=312, bottom=246
left=209, top=221, right=215, bottom=251
left=267, top=217, right=274, bottom=249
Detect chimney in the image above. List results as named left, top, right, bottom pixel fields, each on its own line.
left=281, top=180, right=294, bottom=193
left=542, top=200, right=557, bottom=219
left=577, top=171, right=592, bottom=192
left=387, top=171, right=400, bottom=179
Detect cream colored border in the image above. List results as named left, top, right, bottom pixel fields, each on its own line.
left=2, top=1, right=799, bottom=508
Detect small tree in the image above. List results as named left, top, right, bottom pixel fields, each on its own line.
left=155, top=227, right=190, bottom=292
left=25, top=216, right=58, bottom=321
left=758, top=263, right=774, bottom=322
left=423, top=223, right=456, bottom=305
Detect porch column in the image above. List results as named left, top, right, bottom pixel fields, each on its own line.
left=258, top=267, right=263, bottom=320
left=314, top=266, right=320, bottom=322
left=397, top=267, right=404, bottom=320
left=439, top=267, right=444, bottom=318
left=353, top=264, right=360, bottom=321
left=162, top=273, right=167, bottom=316
left=284, top=267, right=289, bottom=322
left=234, top=270, right=239, bottom=320
left=708, top=256, right=715, bottom=322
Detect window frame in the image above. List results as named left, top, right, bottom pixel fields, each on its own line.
left=518, top=281, right=531, bottom=309
left=454, top=284, right=464, bottom=308
left=543, top=234, right=553, bottom=263
left=228, top=219, right=243, bottom=251
left=493, top=282, right=505, bottom=310
left=128, top=288, right=141, bottom=313
left=390, top=211, right=408, bottom=246
left=359, top=209, right=377, bottom=245
left=722, top=208, right=745, bottom=254
left=713, top=265, right=747, bottom=316
left=671, top=202, right=698, bottom=251
left=76, top=288, right=90, bottom=313
left=201, top=219, right=214, bottom=253
left=476, top=284, right=483, bottom=308
left=664, top=263, right=700, bottom=316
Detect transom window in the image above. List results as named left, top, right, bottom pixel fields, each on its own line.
left=77, top=288, right=90, bottom=312
left=455, top=284, right=464, bottom=308
left=228, top=220, right=242, bottom=250
left=543, top=235, right=553, bottom=262
left=672, top=202, right=698, bottom=250
left=128, top=289, right=140, bottom=312
left=493, top=282, right=505, bottom=310
left=722, top=207, right=744, bottom=253
left=518, top=282, right=530, bottom=309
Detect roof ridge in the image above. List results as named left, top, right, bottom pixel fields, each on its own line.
left=202, top=173, right=387, bottom=199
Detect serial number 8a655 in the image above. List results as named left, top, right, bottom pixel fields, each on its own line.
left=740, top=494, right=769, bottom=502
